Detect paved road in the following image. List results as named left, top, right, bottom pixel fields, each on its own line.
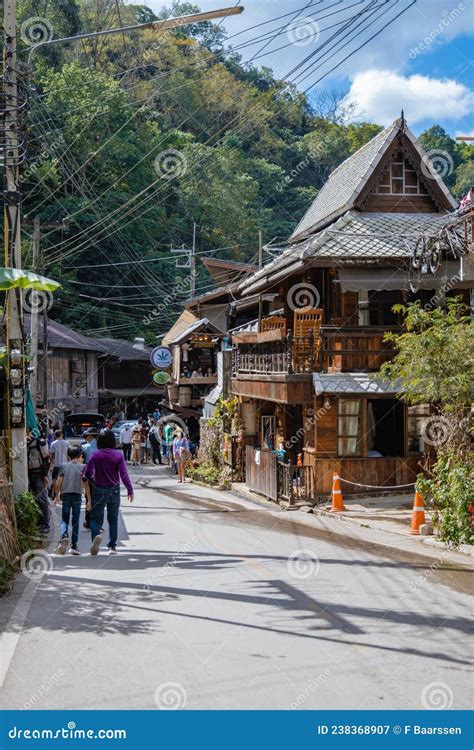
left=0, top=466, right=472, bottom=710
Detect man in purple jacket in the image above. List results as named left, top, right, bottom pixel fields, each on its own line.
left=83, top=430, right=134, bottom=556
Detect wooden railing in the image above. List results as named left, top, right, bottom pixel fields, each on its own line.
left=319, top=326, right=398, bottom=372
left=232, top=326, right=398, bottom=375
left=277, top=462, right=315, bottom=505
left=233, top=332, right=316, bottom=374
left=260, top=315, right=286, bottom=334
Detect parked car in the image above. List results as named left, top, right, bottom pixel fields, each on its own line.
left=64, top=413, right=105, bottom=446
left=111, top=420, right=138, bottom=443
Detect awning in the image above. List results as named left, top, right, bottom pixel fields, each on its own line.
left=313, top=373, right=402, bottom=396
left=338, top=259, right=473, bottom=292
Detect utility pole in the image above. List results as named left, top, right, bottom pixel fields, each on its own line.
left=29, top=216, right=41, bottom=409
left=191, top=222, right=197, bottom=298
left=170, top=222, right=197, bottom=299
left=0, top=4, right=244, bottom=495
left=258, top=230, right=263, bottom=331
left=2, top=0, right=28, bottom=495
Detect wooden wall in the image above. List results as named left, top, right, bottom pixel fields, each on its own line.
left=305, top=455, right=420, bottom=497
left=39, top=348, right=99, bottom=413
left=364, top=194, right=438, bottom=213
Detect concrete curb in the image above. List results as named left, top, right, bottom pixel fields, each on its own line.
left=225, top=482, right=474, bottom=561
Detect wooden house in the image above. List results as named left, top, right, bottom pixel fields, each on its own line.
left=230, top=116, right=473, bottom=501
left=23, top=316, right=101, bottom=418
left=162, top=316, right=224, bottom=418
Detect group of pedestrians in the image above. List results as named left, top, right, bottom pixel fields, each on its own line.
left=27, top=411, right=193, bottom=557
left=119, top=416, right=184, bottom=470
left=125, top=417, right=165, bottom=466
left=27, top=427, right=133, bottom=557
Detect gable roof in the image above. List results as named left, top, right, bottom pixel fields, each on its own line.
left=93, top=337, right=152, bottom=361
left=169, top=317, right=223, bottom=346
left=290, top=117, right=457, bottom=243
left=162, top=309, right=198, bottom=347
left=201, top=256, right=258, bottom=285
left=23, top=315, right=103, bottom=352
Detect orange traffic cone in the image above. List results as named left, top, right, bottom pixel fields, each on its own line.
left=329, top=472, right=346, bottom=512
left=409, top=490, right=426, bottom=534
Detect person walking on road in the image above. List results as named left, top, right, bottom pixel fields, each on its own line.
left=83, top=430, right=133, bottom=556
left=81, top=427, right=98, bottom=464
left=54, top=446, right=87, bottom=555
left=163, top=421, right=174, bottom=467
left=81, top=427, right=99, bottom=530
left=172, top=429, right=190, bottom=483
left=149, top=422, right=163, bottom=465
left=27, top=431, right=51, bottom=534
left=121, top=424, right=132, bottom=462
left=49, top=429, right=69, bottom=497
left=140, top=420, right=149, bottom=464
left=130, top=425, right=141, bottom=466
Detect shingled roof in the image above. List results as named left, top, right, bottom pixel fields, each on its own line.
left=290, top=117, right=457, bottom=243
left=239, top=211, right=452, bottom=295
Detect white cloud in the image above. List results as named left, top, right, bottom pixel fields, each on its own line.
left=455, top=130, right=474, bottom=139
left=344, top=69, right=474, bottom=126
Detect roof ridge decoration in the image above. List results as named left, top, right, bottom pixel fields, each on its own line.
left=289, top=117, right=457, bottom=244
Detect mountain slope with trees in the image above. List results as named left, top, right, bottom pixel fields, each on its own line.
left=8, top=0, right=473, bottom=339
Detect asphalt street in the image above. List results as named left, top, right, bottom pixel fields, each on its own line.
left=0, top=465, right=472, bottom=711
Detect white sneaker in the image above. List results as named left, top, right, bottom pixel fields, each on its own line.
left=108, top=548, right=118, bottom=556
left=57, top=537, right=70, bottom=555
left=90, top=535, right=102, bottom=556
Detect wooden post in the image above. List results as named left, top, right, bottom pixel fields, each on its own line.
left=286, top=330, right=293, bottom=374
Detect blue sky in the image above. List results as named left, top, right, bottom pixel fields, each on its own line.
left=146, top=0, right=474, bottom=137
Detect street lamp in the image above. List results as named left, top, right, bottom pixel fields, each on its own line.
left=28, top=6, right=244, bottom=62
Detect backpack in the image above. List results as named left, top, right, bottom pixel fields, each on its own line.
left=28, top=439, right=48, bottom=473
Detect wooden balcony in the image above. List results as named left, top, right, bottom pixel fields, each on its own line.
left=319, top=326, right=398, bottom=372
left=232, top=326, right=398, bottom=376
left=233, top=332, right=316, bottom=375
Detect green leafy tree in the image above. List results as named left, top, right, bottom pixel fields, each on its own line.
left=418, top=125, right=462, bottom=189
left=453, top=161, right=474, bottom=199
left=381, top=299, right=473, bottom=545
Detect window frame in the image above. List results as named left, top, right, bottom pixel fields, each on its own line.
left=337, top=399, right=362, bottom=457
left=376, top=154, right=428, bottom=197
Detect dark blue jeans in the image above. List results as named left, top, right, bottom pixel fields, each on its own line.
left=60, top=493, right=82, bottom=546
left=89, top=485, right=121, bottom=549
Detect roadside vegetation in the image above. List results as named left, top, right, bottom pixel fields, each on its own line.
left=381, top=298, right=473, bottom=545
left=0, top=492, right=42, bottom=594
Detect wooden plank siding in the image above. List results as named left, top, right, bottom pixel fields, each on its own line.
left=304, top=455, right=420, bottom=498
left=364, top=194, right=438, bottom=213
left=245, top=446, right=278, bottom=500
left=231, top=375, right=313, bottom=404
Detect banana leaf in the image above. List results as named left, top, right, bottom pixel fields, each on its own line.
left=0, top=268, right=60, bottom=291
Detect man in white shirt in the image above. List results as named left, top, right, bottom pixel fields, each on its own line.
left=121, top=425, right=132, bottom=462
left=50, top=429, right=69, bottom=497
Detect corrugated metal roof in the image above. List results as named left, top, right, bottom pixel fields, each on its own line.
left=93, top=337, right=152, bottom=361
left=23, top=315, right=103, bottom=352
